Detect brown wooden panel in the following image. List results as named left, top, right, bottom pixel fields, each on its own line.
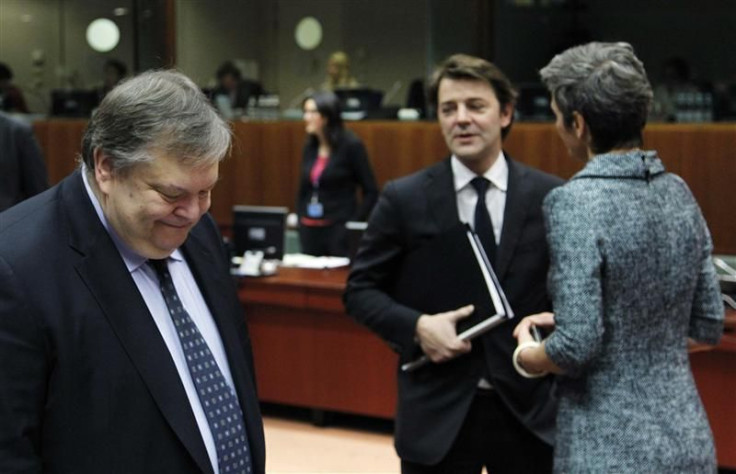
left=310, top=312, right=397, bottom=417
left=246, top=306, right=320, bottom=406
left=33, top=119, right=86, bottom=184
left=242, top=267, right=397, bottom=418
left=32, top=120, right=736, bottom=253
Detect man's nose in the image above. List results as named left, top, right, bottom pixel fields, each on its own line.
left=456, top=105, right=470, bottom=123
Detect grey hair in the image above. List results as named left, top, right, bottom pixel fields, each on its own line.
left=81, top=69, right=231, bottom=173
left=539, top=42, right=653, bottom=153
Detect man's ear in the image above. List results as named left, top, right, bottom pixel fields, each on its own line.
left=93, top=148, right=114, bottom=192
left=499, top=102, right=514, bottom=128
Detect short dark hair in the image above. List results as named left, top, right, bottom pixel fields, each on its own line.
left=428, top=54, right=518, bottom=138
left=216, top=61, right=242, bottom=81
left=104, top=59, right=127, bottom=79
left=304, top=90, right=344, bottom=149
left=0, top=62, right=13, bottom=81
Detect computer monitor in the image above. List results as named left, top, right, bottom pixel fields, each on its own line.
left=515, top=83, right=553, bottom=121
left=51, top=89, right=99, bottom=117
left=232, top=205, right=288, bottom=260
left=334, top=88, right=384, bottom=112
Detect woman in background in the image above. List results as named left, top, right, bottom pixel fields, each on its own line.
left=321, top=51, right=359, bottom=91
left=513, top=42, right=723, bottom=473
left=297, top=91, right=377, bottom=256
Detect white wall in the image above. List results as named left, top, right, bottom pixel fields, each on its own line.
left=176, top=0, right=260, bottom=87
left=1, top=0, right=62, bottom=112
left=0, top=0, right=135, bottom=113
left=175, top=0, right=430, bottom=108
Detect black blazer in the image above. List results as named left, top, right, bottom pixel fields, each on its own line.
left=296, top=129, right=378, bottom=224
left=211, top=80, right=264, bottom=110
left=0, top=112, right=48, bottom=212
left=0, top=171, right=265, bottom=474
left=344, top=156, right=562, bottom=464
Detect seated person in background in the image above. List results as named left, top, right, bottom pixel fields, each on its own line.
left=212, top=61, right=264, bottom=117
left=97, top=59, right=127, bottom=100
left=297, top=91, right=378, bottom=256
left=651, top=56, right=699, bottom=122
left=0, top=62, right=30, bottom=114
left=0, top=111, right=48, bottom=211
left=321, top=51, right=359, bottom=91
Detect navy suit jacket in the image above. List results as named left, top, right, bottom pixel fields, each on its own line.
left=0, top=171, right=265, bottom=473
left=344, top=156, right=562, bottom=464
left=0, top=112, right=48, bottom=212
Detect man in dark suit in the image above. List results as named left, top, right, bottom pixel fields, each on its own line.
left=0, top=111, right=48, bottom=212
left=0, top=70, right=265, bottom=473
left=344, top=54, right=562, bottom=474
left=212, top=61, right=264, bottom=118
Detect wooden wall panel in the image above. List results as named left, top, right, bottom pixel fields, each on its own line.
left=33, top=120, right=736, bottom=254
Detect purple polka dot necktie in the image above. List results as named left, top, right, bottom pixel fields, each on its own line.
left=150, top=259, right=252, bottom=474
left=470, top=177, right=497, bottom=267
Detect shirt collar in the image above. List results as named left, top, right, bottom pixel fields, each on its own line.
left=451, top=151, right=509, bottom=193
left=81, top=165, right=184, bottom=273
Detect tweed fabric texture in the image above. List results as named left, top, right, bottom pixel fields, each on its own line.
left=542, top=150, right=723, bottom=473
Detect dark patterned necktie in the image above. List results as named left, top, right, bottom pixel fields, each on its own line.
left=150, top=259, right=253, bottom=474
left=470, top=177, right=497, bottom=267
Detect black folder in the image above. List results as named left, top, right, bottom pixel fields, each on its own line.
left=392, top=223, right=513, bottom=371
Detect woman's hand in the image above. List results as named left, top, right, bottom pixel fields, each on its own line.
left=513, top=311, right=555, bottom=344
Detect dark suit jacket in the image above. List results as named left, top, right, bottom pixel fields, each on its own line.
left=296, top=129, right=378, bottom=224
left=0, top=112, right=48, bottom=212
left=211, top=80, right=264, bottom=111
left=0, top=171, right=265, bottom=473
left=344, top=156, right=562, bottom=465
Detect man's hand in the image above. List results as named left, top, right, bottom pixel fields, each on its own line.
left=415, top=305, right=474, bottom=363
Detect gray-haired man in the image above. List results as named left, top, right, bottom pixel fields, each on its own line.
left=0, top=70, right=265, bottom=474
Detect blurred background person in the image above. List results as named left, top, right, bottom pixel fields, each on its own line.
left=0, top=62, right=30, bottom=114
left=0, top=111, right=48, bottom=211
left=97, top=59, right=128, bottom=100
left=321, top=51, right=359, bottom=91
left=212, top=60, right=264, bottom=118
left=296, top=91, right=377, bottom=256
left=513, top=42, right=724, bottom=473
left=651, top=56, right=699, bottom=122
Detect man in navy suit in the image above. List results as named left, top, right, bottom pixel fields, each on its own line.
left=0, top=111, right=48, bottom=212
left=344, top=54, right=561, bottom=474
left=0, top=70, right=265, bottom=473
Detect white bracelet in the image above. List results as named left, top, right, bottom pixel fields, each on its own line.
left=512, top=341, right=549, bottom=379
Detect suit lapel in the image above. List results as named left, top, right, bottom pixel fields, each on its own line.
left=64, top=172, right=214, bottom=474
left=425, top=159, right=460, bottom=232
left=496, top=157, right=529, bottom=281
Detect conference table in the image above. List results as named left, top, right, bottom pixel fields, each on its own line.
left=239, top=266, right=736, bottom=468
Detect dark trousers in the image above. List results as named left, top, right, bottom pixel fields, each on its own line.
left=401, top=389, right=553, bottom=474
left=298, top=223, right=348, bottom=257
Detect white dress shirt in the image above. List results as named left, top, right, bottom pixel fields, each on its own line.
left=451, top=152, right=508, bottom=244
left=82, top=169, right=232, bottom=474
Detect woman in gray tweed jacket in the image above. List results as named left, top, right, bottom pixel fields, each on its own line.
left=512, top=42, right=724, bottom=473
